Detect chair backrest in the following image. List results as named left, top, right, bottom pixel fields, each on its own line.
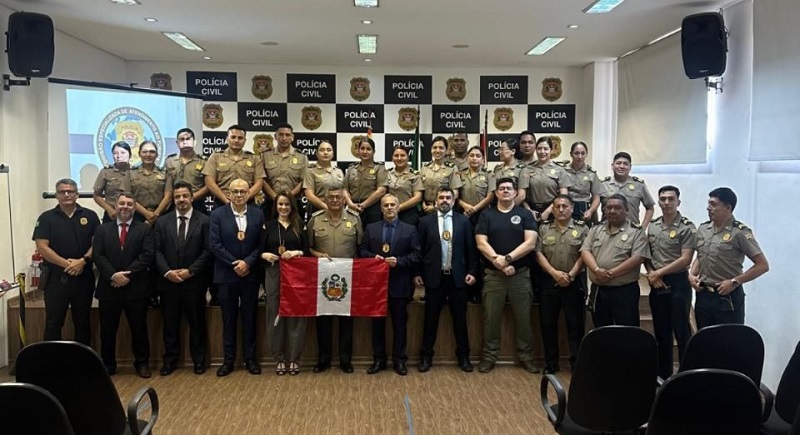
left=567, top=325, right=658, bottom=431
left=647, top=368, right=761, bottom=435
left=679, top=323, right=764, bottom=385
left=0, top=382, right=75, bottom=435
left=776, top=341, right=800, bottom=423
left=15, top=341, right=127, bottom=435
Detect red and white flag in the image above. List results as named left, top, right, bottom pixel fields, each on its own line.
left=279, top=257, right=388, bottom=317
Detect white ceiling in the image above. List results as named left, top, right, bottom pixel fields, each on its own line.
left=2, top=0, right=730, bottom=67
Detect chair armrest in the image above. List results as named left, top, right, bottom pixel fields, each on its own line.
left=760, top=382, right=774, bottom=423
left=540, top=373, right=567, bottom=425
left=127, top=386, right=159, bottom=435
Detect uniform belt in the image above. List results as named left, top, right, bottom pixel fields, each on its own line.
left=441, top=269, right=452, bottom=275
left=699, top=281, right=720, bottom=292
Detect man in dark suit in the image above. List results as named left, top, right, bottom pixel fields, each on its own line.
left=415, top=187, right=478, bottom=373
left=92, top=192, right=155, bottom=378
left=154, top=181, right=211, bottom=376
left=359, top=194, right=421, bottom=375
left=209, top=179, right=265, bottom=377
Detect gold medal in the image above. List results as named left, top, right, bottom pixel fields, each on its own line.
left=237, top=231, right=245, bottom=241
left=571, top=229, right=578, bottom=238
left=669, top=230, right=677, bottom=238
left=621, top=233, right=629, bottom=241
left=442, top=230, right=451, bottom=241
left=278, top=245, right=286, bottom=254
left=722, top=233, right=731, bottom=241
left=382, top=243, right=390, bottom=253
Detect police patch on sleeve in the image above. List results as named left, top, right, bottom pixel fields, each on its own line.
left=511, top=215, right=521, bottom=224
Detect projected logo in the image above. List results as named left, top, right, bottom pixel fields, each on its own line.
left=96, top=107, right=164, bottom=167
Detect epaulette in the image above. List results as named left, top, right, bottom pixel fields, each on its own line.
left=630, top=221, right=642, bottom=229
left=166, top=153, right=177, bottom=158
left=375, top=161, right=385, bottom=166
left=516, top=163, right=527, bottom=169
left=348, top=161, right=359, bottom=168
left=632, top=176, right=645, bottom=183
left=680, top=216, right=693, bottom=226
left=587, top=165, right=596, bottom=173
left=555, top=160, right=569, bottom=167
left=201, top=154, right=208, bottom=160
left=492, top=163, right=504, bottom=171
left=424, top=161, right=434, bottom=167
left=244, top=150, right=254, bottom=155
left=309, top=162, right=318, bottom=168
left=444, top=161, right=455, bottom=168
left=540, top=219, right=554, bottom=226
left=105, top=165, right=114, bottom=169
left=602, top=176, right=611, bottom=181
left=311, top=209, right=326, bottom=217
left=733, top=220, right=750, bottom=231
left=652, top=216, right=663, bottom=222
left=345, top=208, right=360, bottom=216
left=701, top=220, right=711, bottom=225
left=410, top=168, right=419, bottom=175
left=575, top=219, right=586, bottom=226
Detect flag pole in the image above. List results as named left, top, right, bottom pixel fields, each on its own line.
left=482, top=110, right=489, bottom=168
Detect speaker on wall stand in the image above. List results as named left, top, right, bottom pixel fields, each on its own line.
left=681, top=11, right=728, bottom=91
left=3, top=11, right=55, bottom=91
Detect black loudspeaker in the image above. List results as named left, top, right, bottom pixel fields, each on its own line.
left=681, top=12, right=727, bottom=79
left=5, top=12, right=54, bottom=78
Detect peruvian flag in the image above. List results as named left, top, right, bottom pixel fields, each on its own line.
left=279, top=257, right=389, bottom=317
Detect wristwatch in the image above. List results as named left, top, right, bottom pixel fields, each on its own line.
left=731, top=278, right=739, bottom=286
left=504, top=254, right=513, bottom=263
left=82, top=256, right=91, bottom=263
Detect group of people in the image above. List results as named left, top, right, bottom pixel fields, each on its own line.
left=32, top=123, right=769, bottom=380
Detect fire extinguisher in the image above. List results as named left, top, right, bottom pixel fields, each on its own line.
left=31, top=250, right=43, bottom=289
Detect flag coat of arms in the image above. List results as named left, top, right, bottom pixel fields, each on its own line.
left=279, top=257, right=389, bottom=317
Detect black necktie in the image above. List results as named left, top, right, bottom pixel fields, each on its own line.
left=178, top=216, right=187, bottom=246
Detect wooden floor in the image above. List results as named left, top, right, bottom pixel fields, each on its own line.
left=0, top=362, right=566, bottom=434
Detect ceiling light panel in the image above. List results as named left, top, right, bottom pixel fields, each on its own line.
left=357, top=34, right=378, bottom=54
left=583, top=0, right=625, bottom=14
left=162, top=32, right=205, bottom=51
left=525, top=37, right=566, bottom=56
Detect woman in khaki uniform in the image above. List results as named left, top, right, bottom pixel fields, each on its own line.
left=420, top=136, right=462, bottom=214
left=131, top=140, right=172, bottom=224
left=93, top=141, right=133, bottom=222
left=564, top=141, right=602, bottom=225
left=304, top=141, right=344, bottom=217
left=387, top=146, right=423, bottom=226
left=517, top=136, right=571, bottom=222
left=458, top=146, right=495, bottom=227
left=492, top=140, right=526, bottom=187
left=344, top=137, right=387, bottom=226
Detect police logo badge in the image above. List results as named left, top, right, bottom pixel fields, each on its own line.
left=511, top=215, right=522, bottom=224
left=251, top=75, right=273, bottom=100
left=321, top=274, right=349, bottom=302
left=95, top=107, right=164, bottom=167
left=149, top=73, right=172, bottom=90
left=203, top=104, right=224, bottom=129
left=350, top=77, right=371, bottom=101
left=542, top=77, right=563, bottom=102
left=252, top=134, right=274, bottom=153
left=80, top=217, right=88, bottom=226
left=351, top=135, right=367, bottom=159
left=445, top=78, right=467, bottom=102
left=493, top=107, right=514, bottom=131
left=301, top=106, right=323, bottom=131
left=547, top=135, right=562, bottom=159
left=397, top=107, right=418, bottom=132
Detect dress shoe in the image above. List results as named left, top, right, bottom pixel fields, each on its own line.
left=216, top=362, right=234, bottom=377
left=543, top=364, right=560, bottom=375
left=478, top=360, right=495, bottom=373
left=367, top=360, right=386, bottom=375
left=136, top=365, right=152, bottom=379
left=193, top=363, right=206, bottom=375
left=312, top=361, right=330, bottom=373
left=340, top=363, right=354, bottom=374
left=418, top=356, right=432, bottom=373
left=520, top=359, right=540, bottom=374
left=394, top=362, right=408, bottom=376
left=245, top=360, right=262, bottom=375
left=458, top=359, right=474, bottom=373
left=159, top=363, right=176, bottom=376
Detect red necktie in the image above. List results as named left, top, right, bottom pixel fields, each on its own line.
left=119, top=222, right=128, bottom=247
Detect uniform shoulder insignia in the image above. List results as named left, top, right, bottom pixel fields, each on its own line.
left=681, top=216, right=693, bottom=226
left=345, top=208, right=360, bottom=216
left=733, top=220, right=750, bottom=231
left=587, top=165, right=596, bottom=173
left=701, top=220, right=711, bottom=225
left=311, top=209, right=326, bottom=217
left=308, top=162, right=318, bottom=168
left=201, top=154, right=208, bottom=160
left=166, top=153, right=177, bottom=158
left=541, top=219, right=554, bottom=226
left=492, top=163, right=502, bottom=171
left=630, top=222, right=642, bottom=229
left=632, top=176, right=645, bottom=184
left=411, top=168, right=419, bottom=175
left=375, top=161, right=385, bottom=166
left=602, top=176, right=611, bottom=181
left=516, top=163, right=527, bottom=169
left=424, top=161, right=434, bottom=167
left=244, top=151, right=254, bottom=155
left=444, top=161, right=454, bottom=167
left=555, top=160, right=568, bottom=167
left=348, top=162, right=359, bottom=168
left=652, top=216, right=662, bottom=222
left=105, top=164, right=114, bottom=169
left=575, top=220, right=586, bottom=226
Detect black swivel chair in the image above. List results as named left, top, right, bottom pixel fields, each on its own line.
left=646, top=368, right=762, bottom=435
left=762, top=341, right=800, bottom=434
left=0, top=382, right=75, bottom=435
left=540, top=325, right=658, bottom=434
left=14, top=341, right=159, bottom=435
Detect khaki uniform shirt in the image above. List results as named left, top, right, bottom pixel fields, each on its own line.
left=164, top=152, right=206, bottom=192
left=93, top=165, right=132, bottom=207
left=387, top=167, right=424, bottom=204
left=600, top=176, right=655, bottom=225
left=647, top=213, right=697, bottom=270
left=537, top=219, right=589, bottom=273
left=492, top=161, right=527, bottom=187
left=202, top=149, right=265, bottom=195
left=445, top=155, right=470, bottom=172
left=519, top=161, right=572, bottom=206
left=459, top=168, right=496, bottom=206
left=695, top=216, right=763, bottom=283
left=344, top=162, right=388, bottom=202
left=261, top=146, right=309, bottom=194
left=303, top=163, right=344, bottom=198
left=581, top=220, right=650, bottom=286
left=130, top=166, right=171, bottom=210
left=420, top=161, right=463, bottom=203
left=564, top=163, right=602, bottom=203
left=307, top=209, right=363, bottom=258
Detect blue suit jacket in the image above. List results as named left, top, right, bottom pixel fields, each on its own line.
left=209, top=204, right=264, bottom=284
left=359, top=219, right=421, bottom=298
left=416, top=212, right=478, bottom=289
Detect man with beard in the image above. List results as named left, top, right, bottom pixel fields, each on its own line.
left=164, top=128, right=210, bottom=213
left=203, top=124, right=264, bottom=208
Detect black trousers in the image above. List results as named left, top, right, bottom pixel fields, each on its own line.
left=695, top=285, right=745, bottom=329
left=219, top=282, right=259, bottom=363
left=99, top=296, right=150, bottom=370
left=316, top=316, right=354, bottom=365
left=421, top=273, right=469, bottom=360
left=371, top=296, right=409, bottom=364
left=649, top=271, right=693, bottom=378
left=161, top=286, right=208, bottom=366
left=591, top=281, right=640, bottom=327
left=539, top=273, right=587, bottom=369
left=43, top=269, right=94, bottom=345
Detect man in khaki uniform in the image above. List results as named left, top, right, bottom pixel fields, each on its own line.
left=203, top=124, right=264, bottom=207
left=644, top=185, right=696, bottom=379
left=535, top=194, right=589, bottom=374
left=308, top=187, right=363, bottom=374
left=581, top=193, right=650, bottom=327
left=689, top=187, right=769, bottom=328
left=600, top=152, right=655, bottom=229
left=261, top=123, right=308, bottom=216
left=444, top=131, right=470, bottom=171
left=164, top=128, right=209, bottom=213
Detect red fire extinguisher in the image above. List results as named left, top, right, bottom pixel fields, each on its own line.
left=31, top=250, right=43, bottom=289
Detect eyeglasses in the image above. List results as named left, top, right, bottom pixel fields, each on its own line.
left=57, top=190, right=77, bottom=195
left=230, top=189, right=248, bottom=196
